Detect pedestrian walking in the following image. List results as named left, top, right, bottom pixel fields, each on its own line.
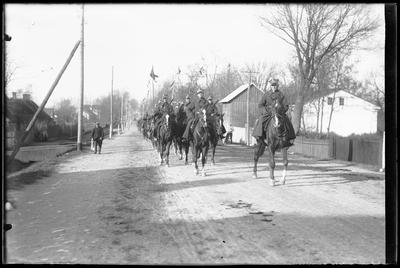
left=91, top=122, right=104, bottom=154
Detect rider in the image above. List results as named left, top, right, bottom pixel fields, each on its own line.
left=206, top=95, right=226, bottom=140
left=153, top=94, right=173, bottom=138
left=252, top=78, right=295, bottom=147
left=182, top=89, right=208, bottom=142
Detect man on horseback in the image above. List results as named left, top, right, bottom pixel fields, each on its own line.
left=206, top=95, right=226, bottom=140
left=182, top=89, right=207, bottom=142
left=153, top=94, right=174, bottom=139
left=252, top=78, right=296, bottom=147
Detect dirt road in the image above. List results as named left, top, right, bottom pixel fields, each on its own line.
left=5, top=127, right=385, bottom=264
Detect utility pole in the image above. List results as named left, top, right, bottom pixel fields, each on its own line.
left=243, top=70, right=258, bottom=146
left=120, top=92, right=123, bottom=133
left=77, top=4, right=84, bottom=151
left=7, top=41, right=81, bottom=164
left=110, top=66, right=113, bottom=139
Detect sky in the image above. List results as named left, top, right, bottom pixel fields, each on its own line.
left=4, top=4, right=385, bottom=108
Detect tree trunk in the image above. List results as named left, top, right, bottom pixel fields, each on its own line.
left=320, top=97, right=325, bottom=134
left=316, top=98, right=321, bottom=133
left=292, top=94, right=305, bottom=134
left=327, top=92, right=336, bottom=135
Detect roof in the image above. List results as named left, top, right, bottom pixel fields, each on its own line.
left=219, top=83, right=262, bottom=104
left=6, top=99, right=52, bottom=123
left=305, top=89, right=380, bottom=109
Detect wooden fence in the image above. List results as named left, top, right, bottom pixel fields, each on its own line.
left=291, top=136, right=330, bottom=160
left=293, top=135, right=383, bottom=167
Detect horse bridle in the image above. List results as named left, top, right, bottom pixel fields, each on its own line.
left=195, top=109, right=208, bottom=141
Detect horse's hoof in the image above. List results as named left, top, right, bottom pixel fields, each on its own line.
left=270, top=180, right=275, bottom=186
left=281, top=179, right=286, bottom=185
left=166, top=164, right=170, bottom=168
left=201, top=171, right=206, bottom=177
left=211, top=161, right=215, bottom=166
left=252, top=173, right=257, bottom=179
left=194, top=169, right=199, bottom=175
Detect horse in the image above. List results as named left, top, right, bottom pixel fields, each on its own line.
left=252, top=100, right=290, bottom=186
left=192, top=109, right=210, bottom=176
left=208, top=113, right=225, bottom=165
left=157, top=113, right=175, bottom=167
left=172, top=103, right=187, bottom=161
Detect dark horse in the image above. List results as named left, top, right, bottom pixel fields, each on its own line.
left=253, top=100, right=291, bottom=186
left=172, top=103, right=187, bottom=161
left=192, top=109, right=210, bottom=176
left=208, top=113, right=225, bottom=165
left=157, top=113, right=175, bottom=167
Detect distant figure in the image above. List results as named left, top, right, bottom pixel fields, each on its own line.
left=91, top=122, right=104, bottom=154
left=224, top=124, right=234, bottom=144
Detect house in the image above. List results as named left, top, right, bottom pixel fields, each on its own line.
left=6, top=92, right=55, bottom=149
left=302, top=89, right=381, bottom=136
left=219, top=83, right=264, bottom=145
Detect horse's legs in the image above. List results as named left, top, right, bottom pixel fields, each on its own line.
left=281, top=147, right=288, bottom=184
left=184, top=141, right=190, bottom=165
left=253, top=139, right=266, bottom=179
left=165, top=140, right=172, bottom=167
left=211, top=140, right=216, bottom=165
left=159, top=142, right=165, bottom=165
left=173, top=138, right=178, bottom=155
left=178, top=138, right=183, bottom=160
left=201, top=146, right=209, bottom=176
left=268, top=147, right=276, bottom=186
left=192, top=143, right=199, bottom=174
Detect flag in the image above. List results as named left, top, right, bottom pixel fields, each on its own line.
left=150, top=66, right=158, bottom=80
left=199, top=66, right=204, bottom=75
left=177, top=67, right=181, bottom=74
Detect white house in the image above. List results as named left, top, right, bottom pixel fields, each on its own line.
left=302, top=90, right=380, bottom=136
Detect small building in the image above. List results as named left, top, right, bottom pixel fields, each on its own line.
left=6, top=92, right=55, bottom=149
left=219, top=83, right=264, bottom=144
left=302, top=89, right=381, bottom=136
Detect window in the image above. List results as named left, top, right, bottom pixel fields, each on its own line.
left=327, top=97, right=333, bottom=105
left=339, top=97, right=344, bottom=106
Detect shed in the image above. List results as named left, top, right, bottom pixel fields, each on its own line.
left=219, top=83, right=264, bottom=145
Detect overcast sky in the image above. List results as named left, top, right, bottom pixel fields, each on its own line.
left=5, top=4, right=384, bottom=108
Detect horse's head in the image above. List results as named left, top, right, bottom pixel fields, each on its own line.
left=164, top=114, right=171, bottom=129
left=201, top=109, right=207, bottom=127
left=271, top=100, right=284, bottom=132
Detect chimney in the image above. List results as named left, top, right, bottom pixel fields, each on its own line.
left=22, top=93, right=31, bottom=101
left=12, top=92, right=17, bottom=99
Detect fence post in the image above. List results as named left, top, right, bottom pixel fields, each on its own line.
left=380, top=131, right=385, bottom=172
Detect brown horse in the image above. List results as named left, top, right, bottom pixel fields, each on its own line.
left=209, top=113, right=225, bottom=165
left=192, top=109, right=210, bottom=176
left=252, top=100, right=290, bottom=186
left=158, top=113, right=175, bottom=167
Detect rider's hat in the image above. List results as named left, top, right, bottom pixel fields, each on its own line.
left=196, top=89, right=204, bottom=94
left=269, top=78, right=280, bottom=86
left=207, top=96, right=212, bottom=101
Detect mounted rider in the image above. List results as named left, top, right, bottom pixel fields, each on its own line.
left=182, top=89, right=208, bottom=142
left=206, top=95, right=226, bottom=140
left=252, top=78, right=296, bottom=147
left=153, top=94, right=174, bottom=139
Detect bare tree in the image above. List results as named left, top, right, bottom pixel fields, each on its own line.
left=260, top=4, right=379, bottom=133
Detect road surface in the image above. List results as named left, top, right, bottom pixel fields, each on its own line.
left=5, top=127, right=385, bottom=264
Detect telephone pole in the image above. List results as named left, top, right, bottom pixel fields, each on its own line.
left=120, top=92, right=124, bottom=133
left=110, top=66, right=114, bottom=139
left=243, top=70, right=258, bottom=146
left=77, top=4, right=84, bottom=151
